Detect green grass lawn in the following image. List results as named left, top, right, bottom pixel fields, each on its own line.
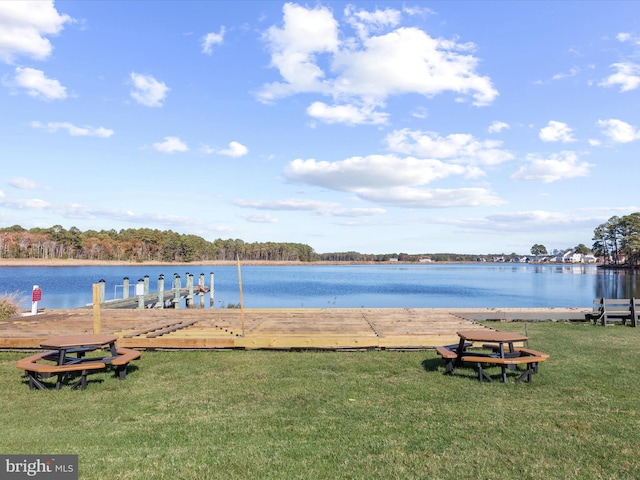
left=1, top=322, right=639, bottom=479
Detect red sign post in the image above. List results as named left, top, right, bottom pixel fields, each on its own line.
left=31, top=285, right=42, bottom=315
left=32, top=287, right=42, bottom=302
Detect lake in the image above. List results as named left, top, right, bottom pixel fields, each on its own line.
left=0, top=263, right=638, bottom=310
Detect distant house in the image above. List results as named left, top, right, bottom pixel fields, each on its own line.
left=389, top=257, right=399, bottom=262
left=556, top=250, right=598, bottom=263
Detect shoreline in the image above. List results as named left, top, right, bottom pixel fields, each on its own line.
left=0, top=258, right=375, bottom=267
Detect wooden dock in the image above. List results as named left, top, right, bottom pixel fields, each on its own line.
left=0, top=307, right=588, bottom=350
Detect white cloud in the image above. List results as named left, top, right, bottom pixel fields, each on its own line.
left=551, top=67, right=579, bottom=81
left=488, top=121, right=509, bottom=134
left=511, top=151, right=592, bottom=183
left=306, top=101, right=388, bottom=125
left=130, top=72, right=169, bottom=107
left=218, top=141, right=248, bottom=158
left=234, top=199, right=339, bottom=211
left=385, top=129, right=513, bottom=166
left=9, top=177, right=40, bottom=189
left=344, top=4, right=401, bottom=40
left=597, top=118, right=640, bottom=143
left=0, top=0, right=73, bottom=63
left=9, top=67, right=66, bottom=100
left=242, top=213, right=279, bottom=224
left=599, top=62, right=640, bottom=92
left=153, top=136, right=188, bottom=153
left=202, top=27, right=225, bottom=55
left=285, top=155, right=470, bottom=191
left=234, top=198, right=386, bottom=217
left=358, top=186, right=504, bottom=208
left=258, top=4, right=497, bottom=125
left=31, top=121, right=114, bottom=137
left=539, top=121, right=575, bottom=143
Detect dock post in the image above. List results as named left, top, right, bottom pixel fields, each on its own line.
left=210, top=272, right=215, bottom=308
left=186, top=273, right=194, bottom=308
left=99, top=279, right=106, bottom=303
left=199, top=273, right=205, bottom=308
left=123, top=277, right=129, bottom=299
left=92, top=283, right=101, bottom=334
left=136, top=278, right=145, bottom=309
left=173, top=274, right=181, bottom=308
left=158, top=274, right=164, bottom=308
left=144, top=275, right=150, bottom=295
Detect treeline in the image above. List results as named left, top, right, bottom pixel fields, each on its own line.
left=0, top=224, right=486, bottom=264
left=0, top=225, right=315, bottom=262
left=592, top=213, right=640, bottom=266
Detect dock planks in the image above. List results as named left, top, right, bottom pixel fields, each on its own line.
left=0, top=307, right=588, bottom=350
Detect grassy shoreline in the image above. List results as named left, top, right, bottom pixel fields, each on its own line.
left=1, top=321, right=638, bottom=479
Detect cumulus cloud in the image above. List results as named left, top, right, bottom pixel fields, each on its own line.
left=306, top=102, right=388, bottom=125
left=31, top=121, right=114, bottom=137
left=488, top=121, right=509, bottom=134
left=153, top=136, right=188, bottom=153
left=384, top=129, right=513, bottom=166
left=202, top=27, right=225, bottom=55
left=130, top=72, right=169, bottom=107
left=258, top=3, right=497, bottom=125
left=511, top=151, right=592, bottom=183
left=218, top=141, right=248, bottom=158
left=597, top=33, right=640, bottom=92
left=599, top=62, right=640, bottom=92
left=597, top=118, right=640, bottom=143
left=8, top=67, right=66, bottom=100
left=539, top=121, right=575, bottom=143
left=0, top=0, right=73, bottom=63
left=285, top=155, right=470, bottom=191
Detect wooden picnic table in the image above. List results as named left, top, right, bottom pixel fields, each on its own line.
left=456, top=329, right=528, bottom=361
left=436, top=329, right=547, bottom=383
left=17, top=334, right=140, bottom=390
left=40, top=334, right=118, bottom=365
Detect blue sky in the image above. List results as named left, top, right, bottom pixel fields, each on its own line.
left=1, top=1, right=639, bottom=255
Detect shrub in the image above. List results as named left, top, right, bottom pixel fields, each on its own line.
left=0, top=292, right=21, bottom=319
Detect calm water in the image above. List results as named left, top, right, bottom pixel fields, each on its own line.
left=0, top=264, right=638, bottom=310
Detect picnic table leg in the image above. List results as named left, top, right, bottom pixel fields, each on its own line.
left=27, top=372, right=46, bottom=390
left=476, top=363, right=492, bottom=382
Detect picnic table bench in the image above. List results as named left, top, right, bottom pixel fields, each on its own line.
left=436, top=330, right=548, bottom=383
left=16, top=335, right=141, bottom=390
left=587, top=298, right=639, bottom=327
left=16, top=351, right=106, bottom=390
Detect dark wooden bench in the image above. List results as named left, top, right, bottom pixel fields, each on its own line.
left=587, top=298, right=638, bottom=327
left=460, top=352, right=547, bottom=383
left=110, top=347, right=141, bottom=379
left=17, top=352, right=106, bottom=390
left=435, top=346, right=458, bottom=373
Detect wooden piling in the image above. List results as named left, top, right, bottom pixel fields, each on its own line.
left=92, top=283, right=101, bottom=334
left=136, top=278, right=145, bottom=309
left=210, top=272, right=215, bottom=308
left=158, top=274, right=165, bottom=308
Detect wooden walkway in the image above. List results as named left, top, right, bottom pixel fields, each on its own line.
left=0, top=307, right=588, bottom=350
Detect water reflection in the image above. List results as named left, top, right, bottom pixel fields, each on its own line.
left=595, top=269, right=640, bottom=299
